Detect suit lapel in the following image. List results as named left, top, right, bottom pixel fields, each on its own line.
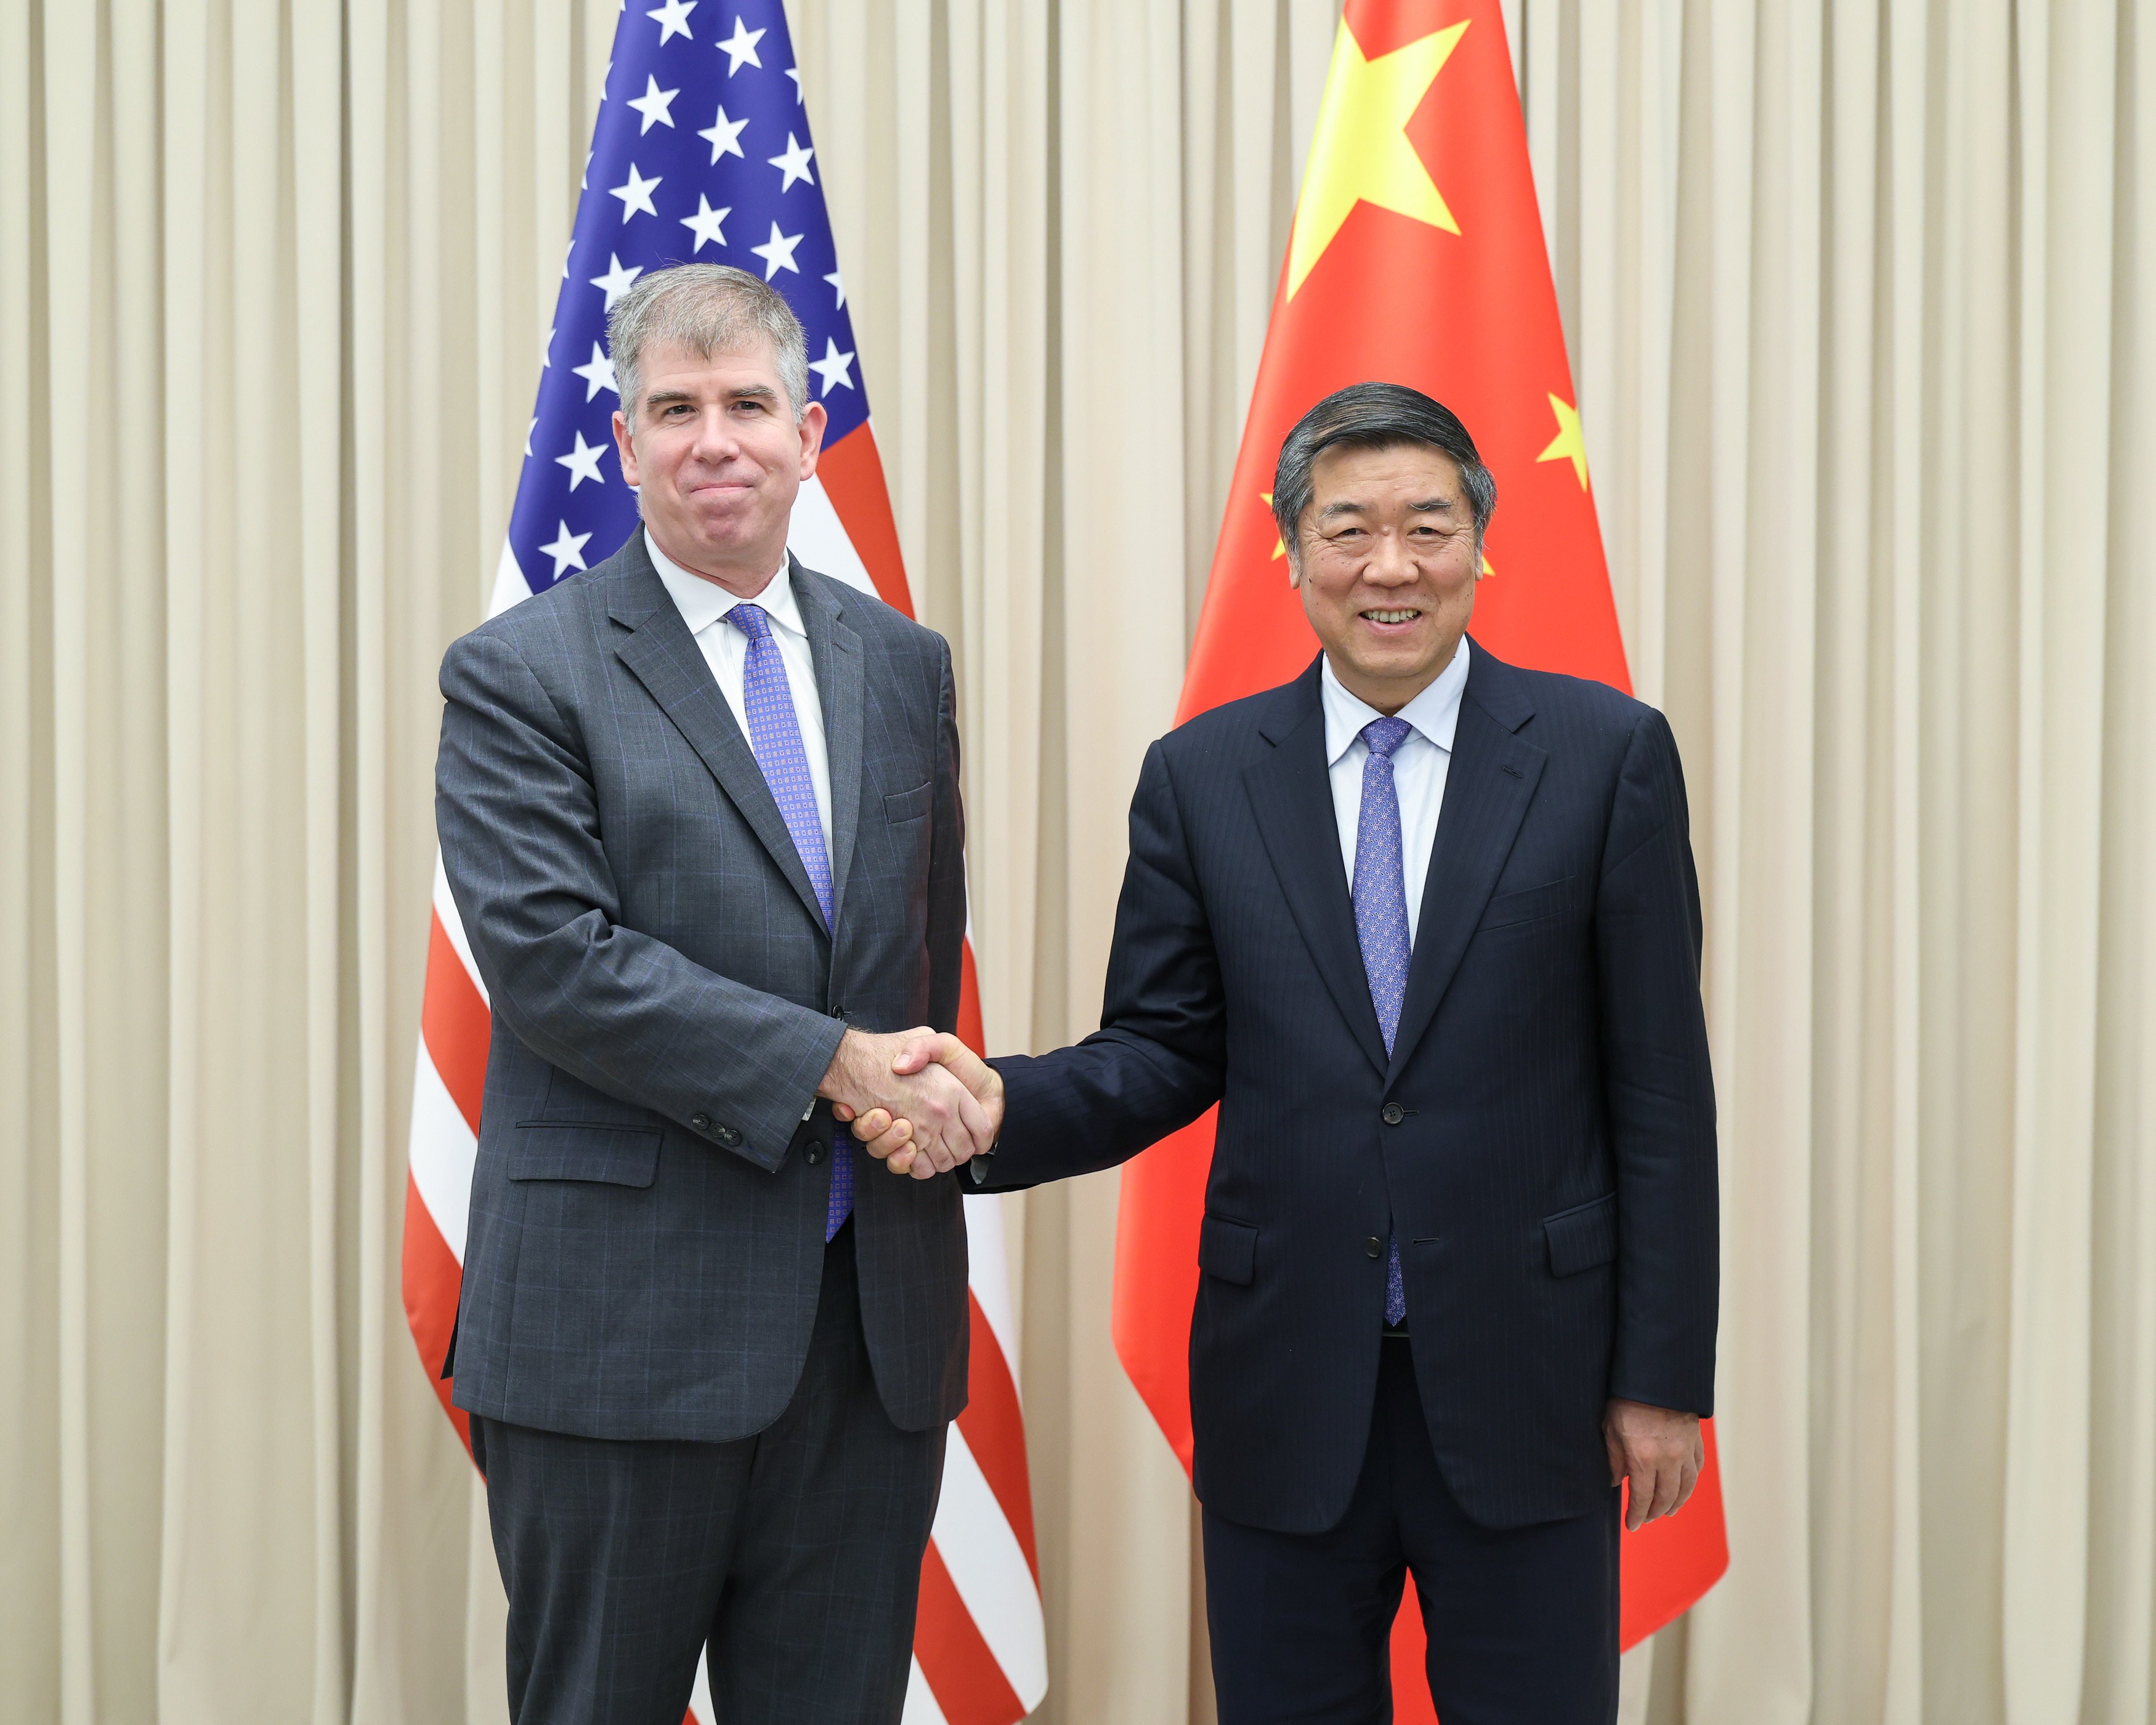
left=794, top=559, right=865, bottom=932
left=1385, top=649, right=1545, bottom=1083
left=1243, top=665, right=1390, bottom=1079
left=605, top=551, right=830, bottom=930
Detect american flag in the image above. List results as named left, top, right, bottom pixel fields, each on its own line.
left=400, top=4, right=1049, bottom=1720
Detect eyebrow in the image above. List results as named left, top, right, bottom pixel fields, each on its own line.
left=1317, top=496, right=1457, bottom=520
left=642, top=383, right=780, bottom=410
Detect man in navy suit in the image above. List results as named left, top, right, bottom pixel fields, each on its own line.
left=845, top=383, right=1718, bottom=1722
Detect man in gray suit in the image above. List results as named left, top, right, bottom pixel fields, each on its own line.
left=434, top=264, right=994, bottom=1725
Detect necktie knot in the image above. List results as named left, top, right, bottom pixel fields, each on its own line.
left=1362, top=715, right=1412, bottom=760
left=726, top=601, right=773, bottom=643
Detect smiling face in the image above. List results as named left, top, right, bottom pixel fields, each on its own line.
left=1291, top=439, right=1481, bottom=714
left=611, top=336, right=827, bottom=594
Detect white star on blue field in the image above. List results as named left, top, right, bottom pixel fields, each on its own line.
left=509, top=1, right=867, bottom=590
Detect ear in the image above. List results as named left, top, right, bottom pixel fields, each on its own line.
left=612, top=409, right=640, bottom=487
left=796, top=400, right=829, bottom=481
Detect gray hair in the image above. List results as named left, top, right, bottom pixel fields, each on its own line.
left=606, top=263, right=811, bottom=429
left=1271, top=382, right=1497, bottom=564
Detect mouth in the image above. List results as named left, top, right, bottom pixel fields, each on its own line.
left=1360, top=607, right=1423, bottom=627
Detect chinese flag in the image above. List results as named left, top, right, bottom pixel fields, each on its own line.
left=1108, top=2, right=1728, bottom=1712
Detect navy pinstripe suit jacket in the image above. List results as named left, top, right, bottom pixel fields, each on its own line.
left=979, top=643, right=1718, bottom=1532
left=435, top=533, right=970, bottom=1442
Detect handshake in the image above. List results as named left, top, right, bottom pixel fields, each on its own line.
left=816, top=1028, right=1005, bottom=1179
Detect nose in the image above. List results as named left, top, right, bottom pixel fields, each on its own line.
left=1364, top=527, right=1417, bottom=583
left=689, top=404, right=741, bottom=461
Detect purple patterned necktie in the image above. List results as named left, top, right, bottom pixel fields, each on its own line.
left=1352, top=715, right=1414, bottom=1326
left=727, top=601, right=849, bottom=1240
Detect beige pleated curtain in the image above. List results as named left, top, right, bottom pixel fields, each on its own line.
left=4, top=1, right=2153, bottom=1721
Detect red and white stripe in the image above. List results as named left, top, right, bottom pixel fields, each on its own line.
left=402, top=424, right=1047, bottom=1724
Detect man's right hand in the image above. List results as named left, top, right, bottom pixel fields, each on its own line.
left=816, top=1028, right=998, bottom=1179
left=833, top=1032, right=1004, bottom=1178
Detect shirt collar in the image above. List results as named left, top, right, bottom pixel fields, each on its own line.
left=1321, top=636, right=1471, bottom=768
left=646, top=528, right=806, bottom=640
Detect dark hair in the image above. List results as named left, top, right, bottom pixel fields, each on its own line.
left=1270, top=382, right=1496, bottom=561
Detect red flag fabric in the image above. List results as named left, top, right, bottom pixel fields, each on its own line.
left=1108, top=1, right=1728, bottom=1708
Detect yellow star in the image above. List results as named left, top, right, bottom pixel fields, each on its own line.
left=1480, top=552, right=1494, bottom=577
left=1286, top=20, right=1469, bottom=299
left=1536, top=394, right=1589, bottom=490
left=1260, top=492, right=1286, bottom=559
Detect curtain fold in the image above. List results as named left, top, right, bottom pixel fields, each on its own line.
left=2, top=2, right=2151, bottom=1721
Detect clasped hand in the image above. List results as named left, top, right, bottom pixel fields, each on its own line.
left=818, top=1028, right=1003, bottom=1180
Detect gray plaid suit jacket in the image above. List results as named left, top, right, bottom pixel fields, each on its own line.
left=434, top=530, right=970, bottom=1441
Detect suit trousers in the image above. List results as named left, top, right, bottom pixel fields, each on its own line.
left=471, top=1222, right=947, bottom=1725
left=1201, top=1336, right=1620, bottom=1725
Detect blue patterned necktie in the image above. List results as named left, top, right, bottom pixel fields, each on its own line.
left=727, top=601, right=849, bottom=1240
left=1352, top=715, right=1414, bottom=1326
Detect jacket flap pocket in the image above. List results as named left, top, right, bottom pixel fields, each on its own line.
left=1198, top=1214, right=1258, bottom=1286
left=508, top=1125, right=662, bottom=1187
left=1544, top=1191, right=1617, bottom=1276
left=1478, top=875, right=1574, bottom=932
left=883, top=781, right=934, bottom=824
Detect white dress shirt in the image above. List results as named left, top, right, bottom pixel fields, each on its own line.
left=647, top=528, right=833, bottom=860
left=1321, top=638, right=1470, bottom=947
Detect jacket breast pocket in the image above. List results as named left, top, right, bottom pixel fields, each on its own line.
left=1478, top=875, right=1574, bottom=932
left=1198, top=1213, right=1259, bottom=1286
left=1543, top=1191, right=1617, bottom=1276
left=507, top=1124, right=662, bottom=1187
left=883, top=781, right=933, bottom=824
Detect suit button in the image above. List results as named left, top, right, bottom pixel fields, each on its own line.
left=716, top=1124, right=743, bottom=1147
left=690, top=1112, right=712, bottom=1130
left=804, top=1142, right=825, bottom=1166
left=1381, top=1102, right=1405, bottom=1126
left=1364, top=1236, right=1385, bottom=1259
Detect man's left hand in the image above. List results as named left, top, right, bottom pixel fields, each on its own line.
left=1602, top=1399, right=1703, bottom=1531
